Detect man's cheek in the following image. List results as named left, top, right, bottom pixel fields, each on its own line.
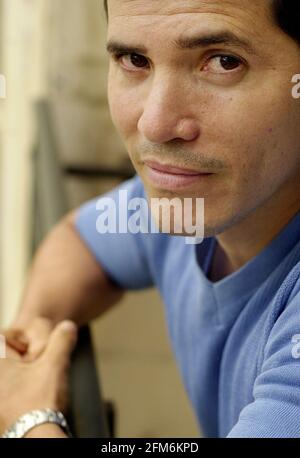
left=109, top=100, right=139, bottom=139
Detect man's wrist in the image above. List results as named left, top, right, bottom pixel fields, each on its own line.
left=25, top=424, right=68, bottom=438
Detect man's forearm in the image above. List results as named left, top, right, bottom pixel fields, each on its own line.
left=13, top=212, right=124, bottom=328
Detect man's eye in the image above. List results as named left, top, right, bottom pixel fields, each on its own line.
left=202, top=55, right=243, bottom=74
left=116, top=53, right=149, bottom=71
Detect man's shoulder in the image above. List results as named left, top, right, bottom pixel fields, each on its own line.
left=269, top=257, right=300, bottom=324
left=285, top=259, right=300, bottom=304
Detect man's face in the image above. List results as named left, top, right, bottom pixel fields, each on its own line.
left=107, top=0, right=300, bottom=237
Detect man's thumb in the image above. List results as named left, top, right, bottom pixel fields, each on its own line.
left=42, top=320, right=77, bottom=366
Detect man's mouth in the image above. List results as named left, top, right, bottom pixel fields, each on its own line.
left=144, top=160, right=212, bottom=175
left=144, top=160, right=214, bottom=191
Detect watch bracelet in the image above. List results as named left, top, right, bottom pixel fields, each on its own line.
left=1, top=408, right=72, bottom=438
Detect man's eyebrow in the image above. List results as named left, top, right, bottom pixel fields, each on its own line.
left=106, top=41, right=147, bottom=55
left=106, top=31, right=256, bottom=56
left=174, top=31, right=256, bottom=54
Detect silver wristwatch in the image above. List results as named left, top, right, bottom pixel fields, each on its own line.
left=1, top=409, right=72, bottom=438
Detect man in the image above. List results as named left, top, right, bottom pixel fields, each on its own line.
left=1, top=0, right=300, bottom=438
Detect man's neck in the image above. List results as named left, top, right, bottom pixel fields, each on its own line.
left=211, top=175, right=300, bottom=281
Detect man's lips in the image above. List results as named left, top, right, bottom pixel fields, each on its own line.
left=144, top=160, right=213, bottom=191
left=144, top=160, right=211, bottom=176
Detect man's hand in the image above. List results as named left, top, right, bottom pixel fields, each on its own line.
left=1, top=317, right=55, bottom=361
left=0, top=320, right=77, bottom=436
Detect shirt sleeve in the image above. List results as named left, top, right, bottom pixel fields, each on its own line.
left=227, top=284, right=300, bottom=438
left=74, top=174, right=154, bottom=290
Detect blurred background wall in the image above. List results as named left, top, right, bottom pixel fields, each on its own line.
left=0, top=0, right=200, bottom=437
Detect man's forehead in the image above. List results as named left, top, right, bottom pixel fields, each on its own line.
left=108, top=0, right=271, bottom=18
left=107, top=0, right=274, bottom=52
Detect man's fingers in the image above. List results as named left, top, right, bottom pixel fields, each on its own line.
left=41, top=321, right=78, bottom=367
left=7, top=329, right=29, bottom=344
left=2, top=329, right=29, bottom=354
left=23, top=318, right=55, bottom=360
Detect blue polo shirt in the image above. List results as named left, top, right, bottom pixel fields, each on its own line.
left=75, top=174, right=300, bottom=438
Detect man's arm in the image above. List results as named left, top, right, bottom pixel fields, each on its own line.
left=13, top=209, right=125, bottom=329
left=227, top=283, right=300, bottom=438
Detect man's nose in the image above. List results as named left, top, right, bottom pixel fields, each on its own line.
left=137, top=77, right=200, bottom=144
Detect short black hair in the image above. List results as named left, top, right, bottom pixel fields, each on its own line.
left=103, top=1, right=300, bottom=46
left=272, top=0, right=300, bottom=45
